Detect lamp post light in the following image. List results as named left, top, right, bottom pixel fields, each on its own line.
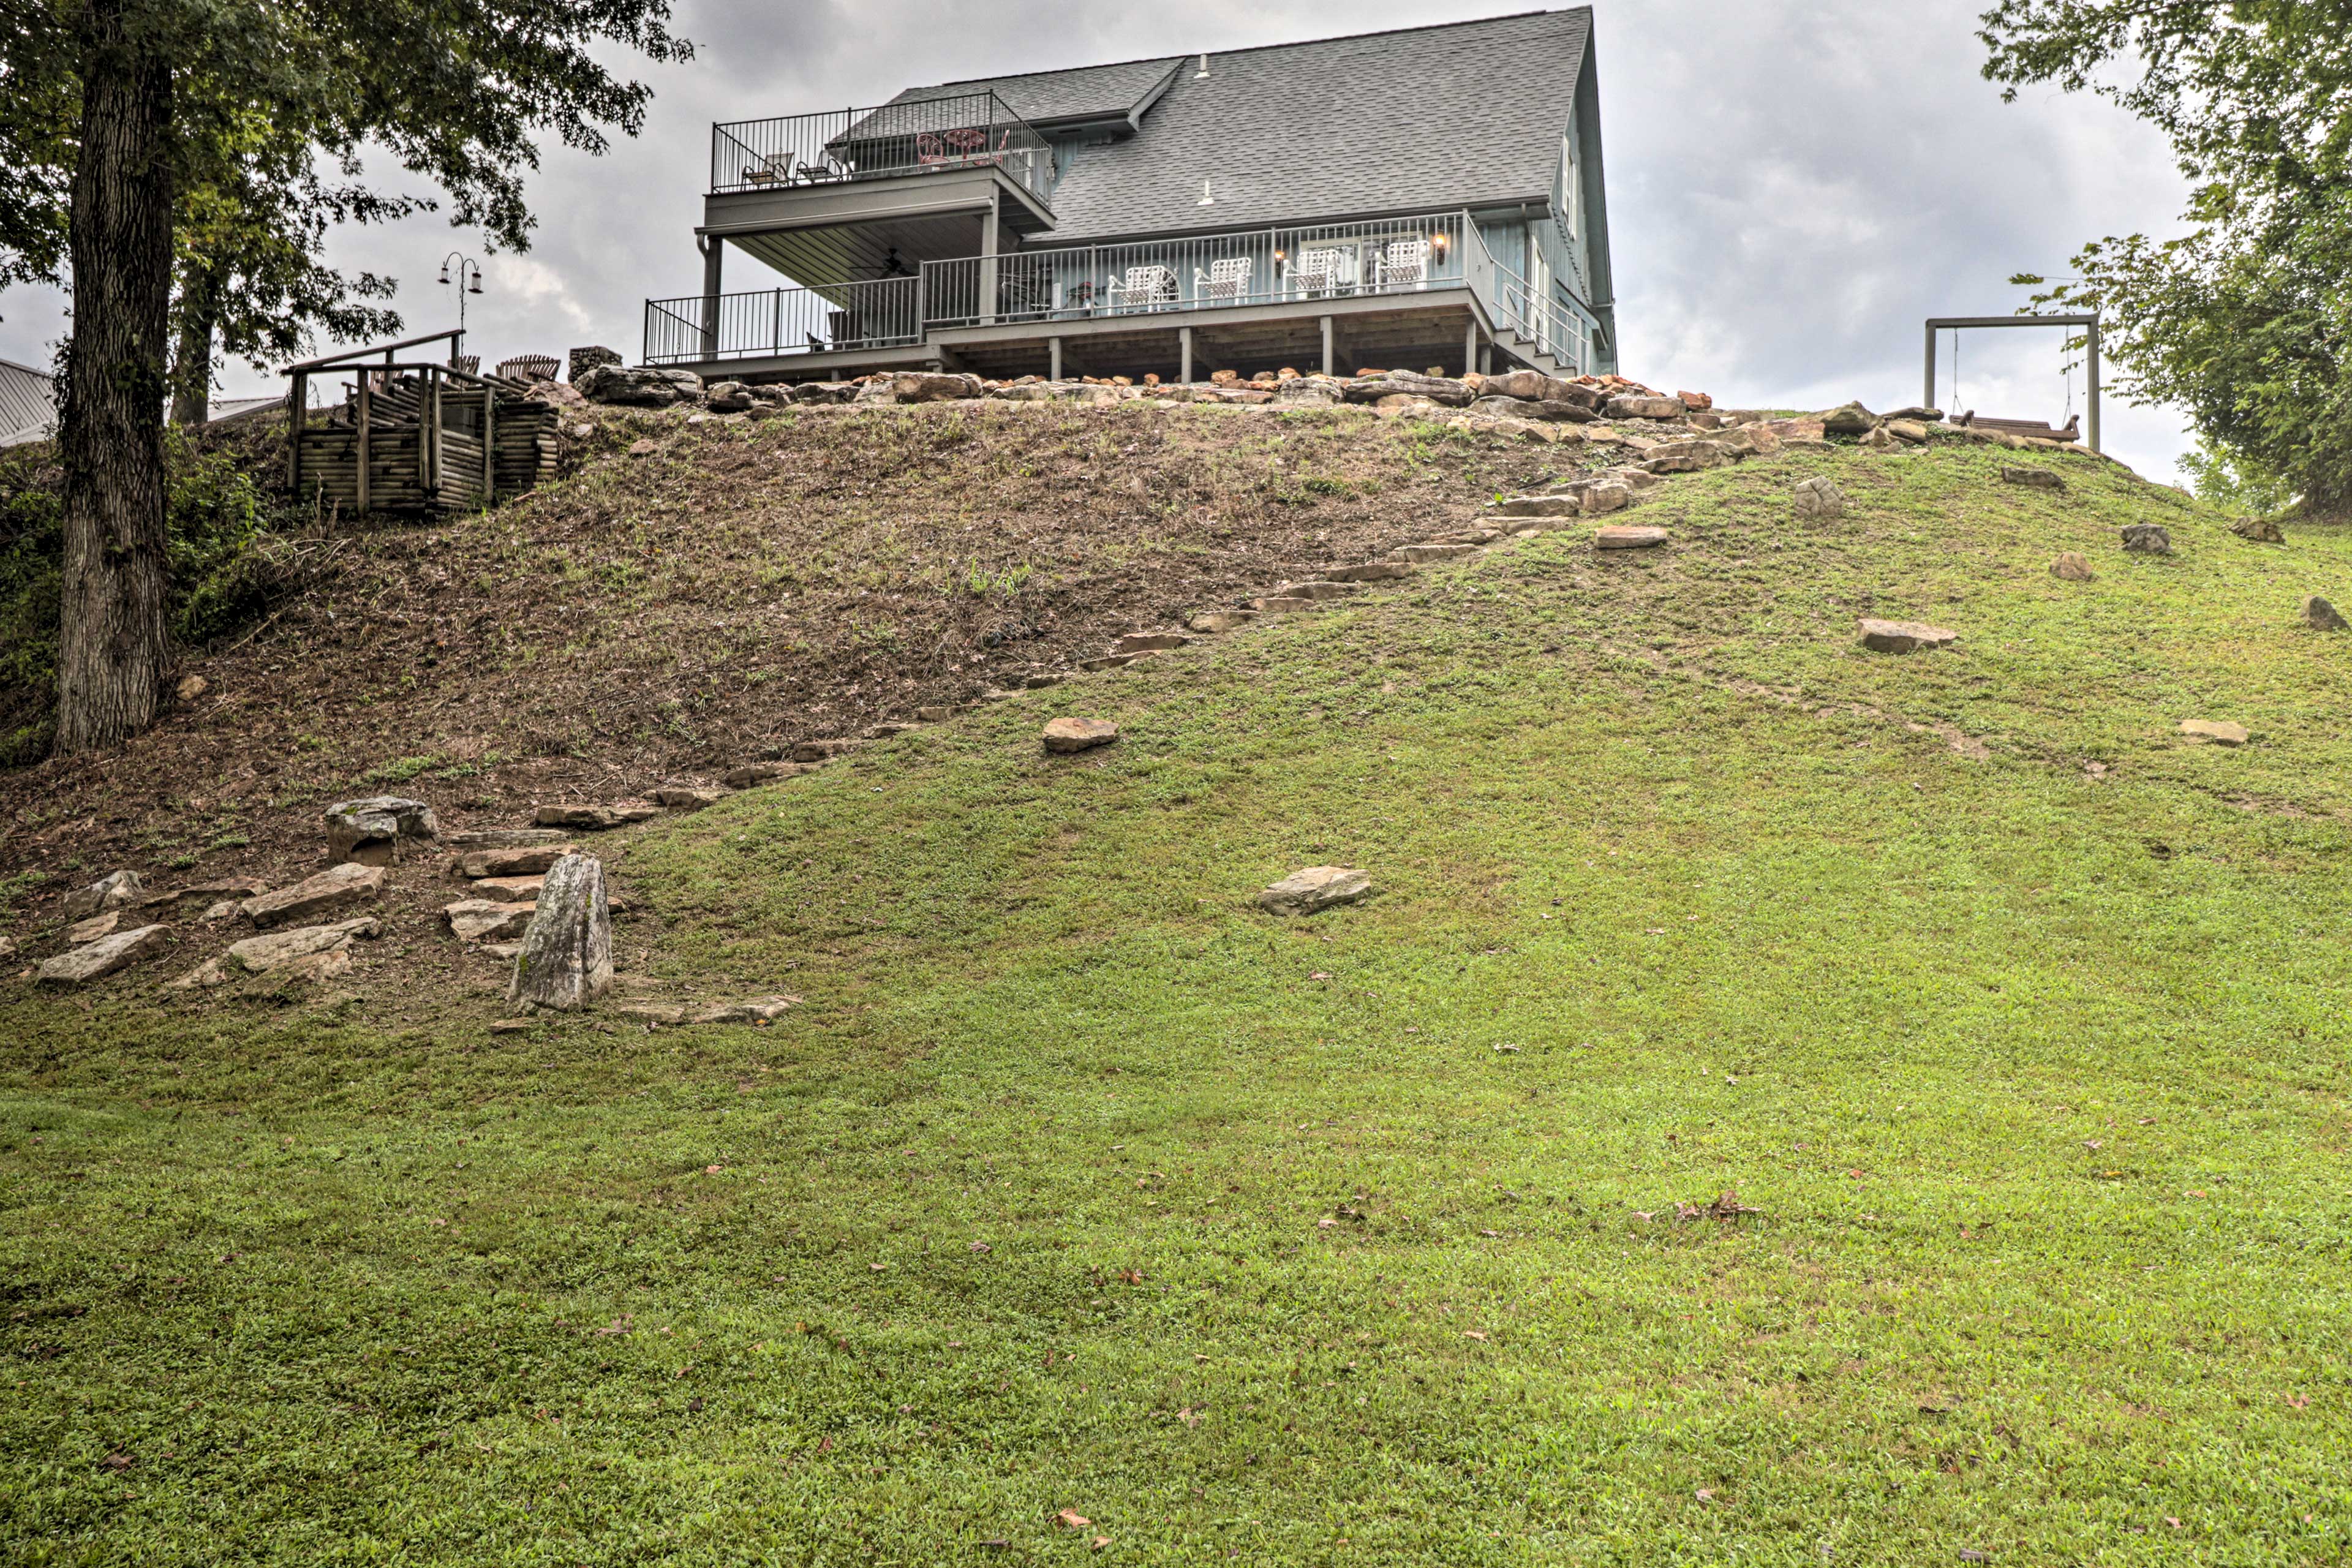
left=439, top=252, right=484, bottom=355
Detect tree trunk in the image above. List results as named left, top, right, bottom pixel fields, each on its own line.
left=170, top=260, right=218, bottom=426
left=56, top=0, right=176, bottom=755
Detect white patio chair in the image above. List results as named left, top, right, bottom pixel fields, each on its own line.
left=1193, top=257, right=1252, bottom=306
left=1376, top=237, right=1430, bottom=290
left=1291, top=247, right=1347, bottom=298
left=1108, top=264, right=1178, bottom=313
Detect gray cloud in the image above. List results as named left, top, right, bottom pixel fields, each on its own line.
left=0, top=1, right=2195, bottom=474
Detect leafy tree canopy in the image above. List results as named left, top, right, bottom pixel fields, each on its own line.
left=0, top=0, right=692, bottom=375
left=1980, top=2, right=2352, bottom=510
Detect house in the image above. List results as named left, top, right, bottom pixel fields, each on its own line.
left=0, top=358, right=58, bottom=448
left=643, top=9, right=1616, bottom=386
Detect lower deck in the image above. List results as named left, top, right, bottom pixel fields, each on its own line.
left=650, top=287, right=1572, bottom=389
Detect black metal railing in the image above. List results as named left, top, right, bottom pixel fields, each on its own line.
left=643, top=277, right=921, bottom=364
left=710, top=92, right=1051, bottom=204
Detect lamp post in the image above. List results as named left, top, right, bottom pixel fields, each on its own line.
left=439, top=252, right=484, bottom=359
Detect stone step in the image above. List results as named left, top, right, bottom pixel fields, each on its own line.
left=722, top=761, right=815, bottom=789
left=534, top=802, right=660, bottom=831
left=444, top=827, right=571, bottom=851
left=1271, top=581, right=1362, bottom=601
left=1392, top=543, right=1481, bottom=563
left=1321, top=562, right=1414, bottom=582
left=788, top=738, right=865, bottom=763
left=453, top=843, right=576, bottom=880
left=1111, top=632, right=1193, bottom=655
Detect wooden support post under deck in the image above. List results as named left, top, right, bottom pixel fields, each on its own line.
left=979, top=189, right=1001, bottom=328
left=1049, top=336, right=1061, bottom=382
left=1179, top=326, right=1194, bottom=385
left=1463, top=318, right=1480, bottom=379
left=699, top=236, right=723, bottom=360
left=287, top=372, right=307, bottom=497
left=355, top=374, right=371, bottom=514
left=1320, top=315, right=1334, bottom=377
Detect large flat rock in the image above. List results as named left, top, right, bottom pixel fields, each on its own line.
left=1858, top=619, right=1958, bottom=654
left=1258, top=866, right=1375, bottom=918
left=228, top=917, right=380, bottom=973
left=38, top=924, right=170, bottom=986
left=242, top=863, right=385, bottom=930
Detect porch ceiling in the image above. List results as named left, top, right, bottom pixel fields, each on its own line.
left=727, top=214, right=982, bottom=290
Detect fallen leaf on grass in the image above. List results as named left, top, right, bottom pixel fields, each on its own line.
left=1178, top=1408, right=1200, bottom=1428
left=1463, top=1330, right=1488, bottom=1342
left=101, top=1453, right=133, bottom=1472
left=1694, top=1487, right=1713, bottom=1502
left=970, top=1242, right=991, bottom=1254
left=1091, top=1537, right=1110, bottom=1551
left=2285, top=1394, right=2310, bottom=1409
left=1055, top=1509, right=1091, bottom=1531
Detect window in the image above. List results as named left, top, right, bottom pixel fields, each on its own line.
left=1559, top=132, right=1581, bottom=239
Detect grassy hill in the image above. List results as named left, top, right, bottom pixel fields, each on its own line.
left=5, top=406, right=2351, bottom=1564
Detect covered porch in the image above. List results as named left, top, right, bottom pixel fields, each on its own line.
left=643, top=208, right=1600, bottom=385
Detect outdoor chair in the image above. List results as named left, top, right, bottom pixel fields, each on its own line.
left=1194, top=257, right=1253, bottom=306
left=1375, top=237, right=1430, bottom=290
left=1108, top=265, right=1178, bottom=313
left=1290, top=247, right=1348, bottom=298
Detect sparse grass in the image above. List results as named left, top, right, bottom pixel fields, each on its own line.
left=5, top=440, right=2352, bottom=1564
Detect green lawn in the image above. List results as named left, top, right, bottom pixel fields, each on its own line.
left=6, top=436, right=2351, bottom=1564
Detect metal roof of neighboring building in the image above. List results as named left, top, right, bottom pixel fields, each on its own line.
left=0, top=357, right=58, bottom=448
left=888, top=9, right=1593, bottom=242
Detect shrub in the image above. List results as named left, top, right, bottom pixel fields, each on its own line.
left=0, top=430, right=285, bottom=765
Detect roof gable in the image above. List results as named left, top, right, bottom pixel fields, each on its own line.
left=888, top=56, right=1186, bottom=131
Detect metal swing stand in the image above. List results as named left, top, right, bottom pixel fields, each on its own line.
left=1923, top=313, right=2101, bottom=454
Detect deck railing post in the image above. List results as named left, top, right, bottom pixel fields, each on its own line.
left=482, top=379, right=497, bottom=507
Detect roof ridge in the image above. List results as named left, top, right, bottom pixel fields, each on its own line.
left=912, top=7, right=1581, bottom=96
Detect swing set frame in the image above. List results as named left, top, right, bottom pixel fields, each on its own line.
left=1923, top=313, right=2101, bottom=454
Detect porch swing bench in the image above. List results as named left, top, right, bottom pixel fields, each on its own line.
left=1952, top=410, right=2081, bottom=443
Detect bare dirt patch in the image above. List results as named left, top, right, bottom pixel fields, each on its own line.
left=0, top=401, right=1589, bottom=921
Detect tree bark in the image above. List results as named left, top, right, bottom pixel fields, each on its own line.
left=56, top=0, right=176, bottom=754
left=170, top=259, right=218, bottom=426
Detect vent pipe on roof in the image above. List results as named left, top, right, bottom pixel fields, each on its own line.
left=1198, top=179, right=1215, bottom=206
left=1194, top=53, right=1210, bottom=78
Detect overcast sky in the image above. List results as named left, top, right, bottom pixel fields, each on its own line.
left=0, top=0, right=2201, bottom=478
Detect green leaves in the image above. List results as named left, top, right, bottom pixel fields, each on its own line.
left=1980, top=1, right=2352, bottom=509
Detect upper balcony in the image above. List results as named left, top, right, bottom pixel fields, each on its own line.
left=710, top=92, right=1054, bottom=209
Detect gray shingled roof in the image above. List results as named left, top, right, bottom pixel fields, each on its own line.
left=890, top=56, right=1184, bottom=129
left=891, top=10, right=1591, bottom=243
